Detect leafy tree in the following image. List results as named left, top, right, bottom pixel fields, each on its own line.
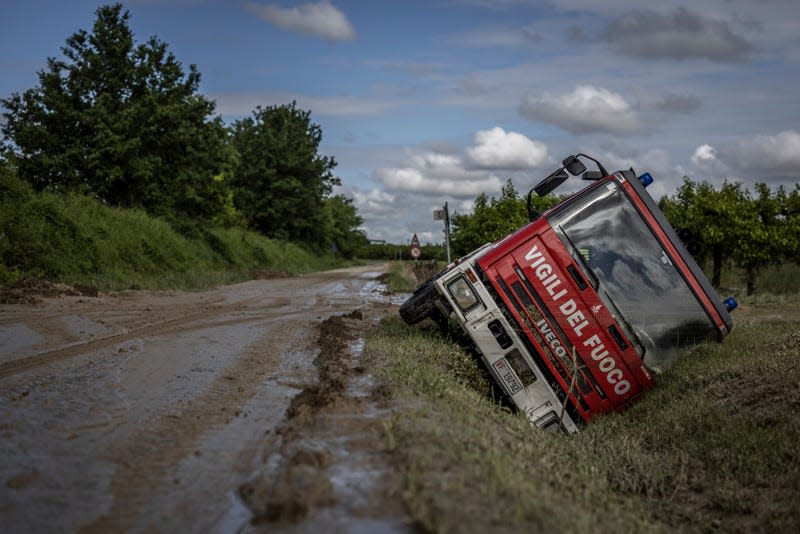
left=734, top=183, right=798, bottom=294
left=1, top=3, right=230, bottom=222
left=781, top=184, right=800, bottom=263
left=660, top=178, right=800, bottom=294
left=320, top=194, right=368, bottom=258
left=229, top=101, right=339, bottom=245
left=659, top=178, right=751, bottom=288
left=450, top=180, right=561, bottom=255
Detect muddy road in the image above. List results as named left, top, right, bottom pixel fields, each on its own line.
left=0, top=265, right=412, bottom=533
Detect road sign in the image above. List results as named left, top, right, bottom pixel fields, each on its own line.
left=410, top=233, right=421, bottom=259
left=433, top=209, right=446, bottom=221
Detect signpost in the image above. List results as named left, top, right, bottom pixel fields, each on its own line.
left=434, top=202, right=451, bottom=263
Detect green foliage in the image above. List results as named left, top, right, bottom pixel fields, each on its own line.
left=734, top=183, right=799, bottom=294
left=229, top=101, right=339, bottom=246
left=660, top=178, right=800, bottom=294
left=320, top=194, right=368, bottom=258
left=450, top=180, right=561, bottom=255
left=0, top=169, right=341, bottom=290
left=382, top=260, right=446, bottom=293
left=659, top=178, right=749, bottom=287
left=1, top=3, right=230, bottom=223
left=0, top=3, right=371, bottom=256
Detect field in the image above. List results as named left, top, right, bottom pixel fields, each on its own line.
left=365, top=265, right=800, bottom=532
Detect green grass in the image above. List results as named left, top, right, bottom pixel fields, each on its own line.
left=0, top=170, right=346, bottom=290
left=711, top=261, right=800, bottom=295
left=383, top=260, right=446, bottom=294
left=365, top=313, right=800, bottom=532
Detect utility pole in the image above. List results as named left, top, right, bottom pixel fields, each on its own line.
left=434, top=202, right=451, bottom=263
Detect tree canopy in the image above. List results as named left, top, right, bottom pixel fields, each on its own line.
left=228, top=102, right=340, bottom=246
left=659, top=178, right=800, bottom=294
left=1, top=4, right=230, bottom=222
left=1, top=3, right=366, bottom=253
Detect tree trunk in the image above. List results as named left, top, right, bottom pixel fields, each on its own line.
left=712, top=246, right=723, bottom=288
left=746, top=264, right=758, bottom=296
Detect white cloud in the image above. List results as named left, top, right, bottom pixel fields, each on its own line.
left=373, top=127, right=551, bottom=198
left=691, top=144, right=716, bottom=165
left=685, top=131, right=800, bottom=185
left=519, top=85, right=640, bottom=135
left=376, top=166, right=505, bottom=197
left=410, top=152, right=463, bottom=174
left=352, top=188, right=395, bottom=213
left=466, top=127, right=548, bottom=169
left=245, top=1, right=356, bottom=42
left=727, top=130, right=800, bottom=176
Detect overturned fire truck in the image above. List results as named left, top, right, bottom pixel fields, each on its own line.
left=400, top=154, right=737, bottom=433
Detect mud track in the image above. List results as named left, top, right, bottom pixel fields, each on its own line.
left=0, top=265, right=413, bottom=532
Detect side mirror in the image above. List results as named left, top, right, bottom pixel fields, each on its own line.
left=562, top=155, right=587, bottom=176
left=533, top=169, right=569, bottom=196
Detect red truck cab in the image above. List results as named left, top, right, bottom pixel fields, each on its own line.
left=400, top=155, right=736, bottom=433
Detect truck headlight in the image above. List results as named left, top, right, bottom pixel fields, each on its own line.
left=447, top=277, right=480, bottom=312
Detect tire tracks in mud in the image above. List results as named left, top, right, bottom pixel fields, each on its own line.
left=2, top=266, right=407, bottom=532
left=238, top=308, right=410, bottom=531
left=0, top=295, right=292, bottom=379
left=80, top=313, right=304, bottom=532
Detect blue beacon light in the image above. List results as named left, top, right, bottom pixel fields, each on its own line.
left=638, top=172, right=654, bottom=187
left=724, top=297, right=738, bottom=312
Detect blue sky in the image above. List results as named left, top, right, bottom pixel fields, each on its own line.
left=2, top=0, right=800, bottom=244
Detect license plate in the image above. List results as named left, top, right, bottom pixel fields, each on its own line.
left=493, top=357, right=522, bottom=395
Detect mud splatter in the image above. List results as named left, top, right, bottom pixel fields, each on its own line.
left=239, top=309, right=411, bottom=531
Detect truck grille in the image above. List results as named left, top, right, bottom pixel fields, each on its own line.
left=497, top=268, right=600, bottom=402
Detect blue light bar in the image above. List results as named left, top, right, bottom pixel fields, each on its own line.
left=638, top=172, right=654, bottom=187
left=724, top=297, right=738, bottom=312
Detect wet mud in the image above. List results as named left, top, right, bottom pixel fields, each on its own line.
left=0, top=265, right=413, bottom=533
left=239, top=309, right=412, bottom=532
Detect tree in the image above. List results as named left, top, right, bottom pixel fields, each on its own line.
left=450, top=180, right=561, bottom=255
left=781, top=184, right=800, bottom=264
left=659, top=178, right=751, bottom=288
left=1, top=3, right=230, bottom=222
left=320, top=195, right=368, bottom=258
left=734, top=183, right=798, bottom=295
left=229, top=102, right=339, bottom=245
left=660, top=178, right=799, bottom=295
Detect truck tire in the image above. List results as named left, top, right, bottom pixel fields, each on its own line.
left=399, top=280, right=439, bottom=325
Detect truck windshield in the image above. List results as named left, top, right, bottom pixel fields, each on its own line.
left=548, top=180, right=718, bottom=372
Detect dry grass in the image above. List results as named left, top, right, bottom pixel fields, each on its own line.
left=365, top=304, right=800, bottom=532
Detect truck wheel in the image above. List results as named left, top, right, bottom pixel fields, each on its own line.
left=399, top=280, right=439, bottom=325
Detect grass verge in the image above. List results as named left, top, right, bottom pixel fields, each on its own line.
left=0, top=171, right=347, bottom=291
left=382, top=261, right=445, bottom=293
left=365, top=313, right=800, bottom=532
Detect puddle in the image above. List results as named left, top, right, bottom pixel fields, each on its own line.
left=0, top=323, right=43, bottom=362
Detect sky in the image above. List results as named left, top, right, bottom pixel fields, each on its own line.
left=2, top=0, right=800, bottom=245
